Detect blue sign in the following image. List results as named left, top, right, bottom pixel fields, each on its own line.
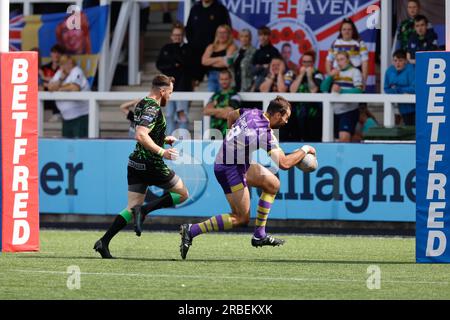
left=416, top=52, right=450, bottom=263
left=38, top=139, right=415, bottom=222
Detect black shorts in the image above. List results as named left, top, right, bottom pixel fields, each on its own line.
left=127, top=158, right=180, bottom=194
left=334, top=108, right=360, bottom=138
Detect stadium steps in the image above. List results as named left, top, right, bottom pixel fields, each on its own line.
left=42, top=6, right=205, bottom=138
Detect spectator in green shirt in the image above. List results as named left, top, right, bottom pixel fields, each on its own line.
left=203, top=69, right=241, bottom=138
left=394, top=0, right=432, bottom=52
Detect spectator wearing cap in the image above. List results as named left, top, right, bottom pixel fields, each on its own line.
left=48, top=55, right=90, bottom=138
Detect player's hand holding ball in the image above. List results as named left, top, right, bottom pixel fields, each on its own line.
left=296, top=145, right=318, bottom=173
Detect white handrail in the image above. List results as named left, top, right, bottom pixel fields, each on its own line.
left=38, top=91, right=416, bottom=142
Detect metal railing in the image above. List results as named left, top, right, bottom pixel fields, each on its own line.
left=38, top=91, right=416, bottom=142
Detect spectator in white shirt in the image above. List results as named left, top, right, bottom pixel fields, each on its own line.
left=48, top=55, right=90, bottom=138
left=326, top=18, right=369, bottom=89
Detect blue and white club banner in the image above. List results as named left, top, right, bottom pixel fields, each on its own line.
left=221, top=0, right=380, bottom=92
left=416, top=51, right=450, bottom=263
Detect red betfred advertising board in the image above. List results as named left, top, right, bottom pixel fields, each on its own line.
left=0, top=52, right=39, bottom=252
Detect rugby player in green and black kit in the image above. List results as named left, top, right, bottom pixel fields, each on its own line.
left=94, top=74, right=189, bottom=259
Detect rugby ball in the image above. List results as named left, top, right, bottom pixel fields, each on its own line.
left=296, top=153, right=318, bottom=173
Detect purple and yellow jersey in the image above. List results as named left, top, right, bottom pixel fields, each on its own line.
left=215, top=108, right=281, bottom=166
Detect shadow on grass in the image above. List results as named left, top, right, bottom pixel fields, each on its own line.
left=15, top=255, right=414, bottom=265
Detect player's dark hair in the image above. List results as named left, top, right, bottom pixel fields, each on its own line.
left=267, top=96, right=291, bottom=116
left=152, top=74, right=174, bottom=89
left=282, top=42, right=292, bottom=49
left=414, top=14, right=428, bottom=24
left=51, top=44, right=65, bottom=54
left=393, top=49, right=407, bottom=60
left=338, top=18, right=360, bottom=41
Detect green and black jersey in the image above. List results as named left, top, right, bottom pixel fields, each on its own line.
left=209, top=88, right=241, bottom=137
left=129, top=97, right=168, bottom=169
left=397, top=18, right=415, bottom=52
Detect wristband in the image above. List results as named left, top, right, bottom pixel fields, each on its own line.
left=157, top=148, right=165, bottom=157
left=301, top=145, right=311, bottom=154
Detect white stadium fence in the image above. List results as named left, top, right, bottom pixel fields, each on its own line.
left=38, top=91, right=416, bottom=142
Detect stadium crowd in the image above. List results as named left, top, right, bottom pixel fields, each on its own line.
left=33, top=0, right=441, bottom=141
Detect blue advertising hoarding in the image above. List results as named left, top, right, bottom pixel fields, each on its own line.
left=39, top=139, right=415, bottom=222
left=416, top=51, right=450, bottom=263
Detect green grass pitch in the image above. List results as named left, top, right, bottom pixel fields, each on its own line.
left=1, top=230, right=450, bottom=299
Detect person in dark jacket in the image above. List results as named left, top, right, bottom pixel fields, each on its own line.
left=156, top=22, right=193, bottom=135
left=185, top=0, right=231, bottom=84
left=394, top=0, right=432, bottom=52
left=251, top=26, right=281, bottom=91
left=406, top=15, right=438, bottom=65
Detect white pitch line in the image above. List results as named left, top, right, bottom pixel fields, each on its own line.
left=11, top=269, right=450, bottom=286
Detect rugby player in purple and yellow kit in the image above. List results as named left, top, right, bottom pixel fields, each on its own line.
left=179, top=96, right=316, bottom=259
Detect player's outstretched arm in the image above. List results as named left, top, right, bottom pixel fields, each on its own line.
left=135, top=125, right=178, bottom=160
left=119, top=99, right=139, bottom=116
left=270, top=145, right=316, bottom=170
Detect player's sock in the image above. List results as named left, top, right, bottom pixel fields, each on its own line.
left=141, top=192, right=181, bottom=215
left=190, top=214, right=233, bottom=238
left=253, top=192, right=276, bottom=239
left=101, top=209, right=132, bottom=245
